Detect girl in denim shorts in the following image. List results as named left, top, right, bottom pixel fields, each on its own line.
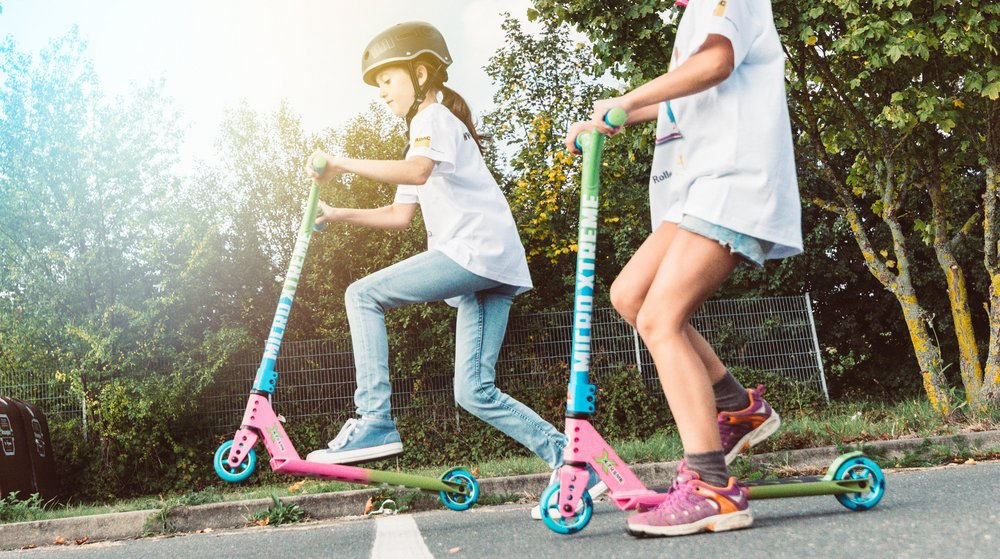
left=564, top=0, right=803, bottom=537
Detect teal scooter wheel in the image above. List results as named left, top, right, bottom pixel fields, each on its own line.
left=834, top=455, right=885, bottom=510
left=439, top=468, right=480, bottom=511
left=214, top=440, right=257, bottom=483
left=540, top=483, right=594, bottom=534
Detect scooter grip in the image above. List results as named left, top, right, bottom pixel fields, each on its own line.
left=313, top=208, right=327, bottom=232
left=312, top=155, right=328, bottom=232
left=312, top=155, right=328, bottom=175
left=574, top=108, right=628, bottom=151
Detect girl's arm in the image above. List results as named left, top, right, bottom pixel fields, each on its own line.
left=308, top=150, right=436, bottom=186
left=315, top=199, right=417, bottom=231
left=609, top=34, right=734, bottom=117
left=564, top=104, right=658, bottom=153
left=565, top=35, right=734, bottom=152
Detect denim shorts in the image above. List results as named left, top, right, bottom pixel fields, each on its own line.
left=678, top=215, right=773, bottom=267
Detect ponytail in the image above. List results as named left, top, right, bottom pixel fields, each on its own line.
left=440, top=85, right=485, bottom=154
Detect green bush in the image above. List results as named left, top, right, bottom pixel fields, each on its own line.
left=46, top=357, right=829, bottom=503
left=593, top=365, right=674, bottom=441
left=53, top=372, right=221, bottom=501
left=0, top=492, right=46, bottom=523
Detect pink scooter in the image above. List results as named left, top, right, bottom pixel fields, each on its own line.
left=213, top=156, right=478, bottom=511
left=539, top=109, right=885, bottom=534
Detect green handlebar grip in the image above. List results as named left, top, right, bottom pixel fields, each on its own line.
left=313, top=154, right=328, bottom=174
left=605, top=107, right=627, bottom=128
left=574, top=108, right=628, bottom=151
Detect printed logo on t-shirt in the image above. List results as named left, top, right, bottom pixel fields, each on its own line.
left=651, top=169, right=673, bottom=184
left=414, top=136, right=432, bottom=148
left=713, top=0, right=727, bottom=17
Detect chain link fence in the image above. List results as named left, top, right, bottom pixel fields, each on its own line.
left=1, top=294, right=827, bottom=434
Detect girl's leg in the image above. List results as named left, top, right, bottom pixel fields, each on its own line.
left=610, top=222, right=729, bottom=383
left=625, top=227, right=754, bottom=537
left=346, top=250, right=498, bottom=419
left=612, top=222, right=774, bottom=466
left=453, top=285, right=567, bottom=468
left=307, top=252, right=502, bottom=464
left=634, top=227, right=741, bottom=457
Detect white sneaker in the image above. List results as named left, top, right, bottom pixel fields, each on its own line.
left=530, top=468, right=607, bottom=520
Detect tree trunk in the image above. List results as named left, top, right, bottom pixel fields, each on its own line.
left=935, top=256, right=984, bottom=402
left=929, top=175, right=984, bottom=405
left=983, top=274, right=1000, bottom=403
left=841, top=197, right=952, bottom=414
left=894, top=285, right=951, bottom=414
left=981, top=95, right=1000, bottom=407
left=983, top=165, right=1000, bottom=404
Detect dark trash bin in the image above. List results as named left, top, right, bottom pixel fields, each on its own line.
left=0, top=396, right=35, bottom=501
left=0, top=396, right=59, bottom=501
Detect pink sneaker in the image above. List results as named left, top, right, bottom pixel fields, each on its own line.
left=718, top=385, right=781, bottom=465
left=626, top=461, right=752, bottom=537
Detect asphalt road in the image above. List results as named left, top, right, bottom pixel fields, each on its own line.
left=3, top=461, right=998, bottom=559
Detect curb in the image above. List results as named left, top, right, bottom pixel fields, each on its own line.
left=2, top=429, right=999, bottom=550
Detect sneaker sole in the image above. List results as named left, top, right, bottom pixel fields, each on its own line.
left=627, top=510, right=753, bottom=537
left=305, top=442, right=403, bottom=465
left=530, top=480, right=609, bottom=520
left=724, top=409, right=781, bottom=465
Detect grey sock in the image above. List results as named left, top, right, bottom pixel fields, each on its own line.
left=684, top=450, right=730, bottom=487
left=713, top=371, right=750, bottom=412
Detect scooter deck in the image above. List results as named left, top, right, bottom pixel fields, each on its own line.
left=746, top=476, right=870, bottom=499
left=639, top=475, right=870, bottom=501
left=275, top=458, right=471, bottom=495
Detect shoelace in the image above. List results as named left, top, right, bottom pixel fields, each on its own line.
left=654, top=462, right=705, bottom=513
left=328, top=418, right=362, bottom=450
left=658, top=478, right=697, bottom=514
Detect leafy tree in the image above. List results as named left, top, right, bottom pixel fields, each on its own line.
left=778, top=0, right=999, bottom=410
left=483, top=15, right=651, bottom=313
left=0, top=30, right=245, bottom=497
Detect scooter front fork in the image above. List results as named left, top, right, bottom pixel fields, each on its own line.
left=227, top=392, right=300, bottom=470
left=559, top=417, right=663, bottom=514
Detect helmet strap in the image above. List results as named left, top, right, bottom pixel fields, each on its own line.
left=404, top=61, right=444, bottom=125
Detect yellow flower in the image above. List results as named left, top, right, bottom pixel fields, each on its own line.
left=806, top=36, right=818, bottom=46
left=953, top=99, right=965, bottom=108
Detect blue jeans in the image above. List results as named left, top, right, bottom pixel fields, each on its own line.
left=345, top=249, right=567, bottom=468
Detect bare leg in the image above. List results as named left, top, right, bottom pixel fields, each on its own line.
left=610, top=222, right=729, bottom=384
left=634, top=226, right=741, bottom=454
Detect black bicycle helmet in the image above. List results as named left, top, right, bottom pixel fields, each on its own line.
left=362, top=21, right=452, bottom=122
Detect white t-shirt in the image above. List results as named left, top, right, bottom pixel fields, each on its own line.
left=650, top=0, right=803, bottom=259
left=394, top=103, right=533, bottom=306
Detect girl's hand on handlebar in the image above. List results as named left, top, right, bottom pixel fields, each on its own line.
left=307, top=149, right=344, bottom=184
left=314, top=199, right=342, bottom=226
left=592, top=97, right=628, bottom=135
left=564, top=120, right=602, bottom=155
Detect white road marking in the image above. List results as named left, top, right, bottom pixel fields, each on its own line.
left=371, top=515, right=434, bottom=559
